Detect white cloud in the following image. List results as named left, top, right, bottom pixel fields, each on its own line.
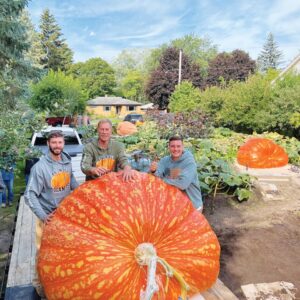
left=268, top=0, right=300, bottom=25
left=28, top=0, right=300, bottom=66
left=38, top=0, right=186, bottom=19
left=100, top=15, right=182, bottom=41
left=74, top=44, right=121, bottom=63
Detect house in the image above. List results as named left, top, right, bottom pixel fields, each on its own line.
left=271, top=53, right=300, bottom=85
left=86, top=96, right=143, bottom=117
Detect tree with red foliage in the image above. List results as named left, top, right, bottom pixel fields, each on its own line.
left=146, top=47, right=203, bottom=110
left=206, top=50, right=256, bottom=87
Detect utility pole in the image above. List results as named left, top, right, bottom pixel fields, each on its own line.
left=178, top=49, right=182, bottom=85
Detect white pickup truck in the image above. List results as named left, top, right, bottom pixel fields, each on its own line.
left=30, top=126, right=86, bottom=184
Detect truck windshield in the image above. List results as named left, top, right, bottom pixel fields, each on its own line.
left=34, top=133, right=79, bottom=146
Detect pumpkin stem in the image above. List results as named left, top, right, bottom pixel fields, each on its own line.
left=157, top=257, right=190, bottom=299
left=135, top=243, right=190, bottom=300
left=135, top=243, right=159, bottom=300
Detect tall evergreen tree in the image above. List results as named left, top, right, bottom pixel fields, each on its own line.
left=20, top=10, right=45, bottom=71
left=0, top=0, right=31, bottom=109
left=257, top=33, right=283, bottom=72
left=39, top=9, right=73, bottom=71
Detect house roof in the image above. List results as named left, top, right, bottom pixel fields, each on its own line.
left=141, top=103, right=154, bottom=110
left=87, top=97, right=142, bottom=106
left=271, top=53, right=300, bottom=85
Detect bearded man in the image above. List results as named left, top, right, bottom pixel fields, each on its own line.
left=25, top=130, right=78, bottom=298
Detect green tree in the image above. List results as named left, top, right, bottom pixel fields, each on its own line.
left=39, top=9, right=73, bottom=71
left=120, top=70, right=145, bottom=102
left=206, top=50, right=256, bottom=87
left=169, top=81, right=201, bottom=112
left=197, top=71, right=277, bottom=133
left=144, top=34, right=218, bottom=76
left=68, top=57, right=116, bottom=99
left=30, top=70, right=87, bottom=115
left=257, top=32, right=283, bottom=72
left=0, top=108, right=44, bottom=169
left=0, top=0, right=32, bottom=109
left=20, top=10, right=45, bottom=71
left=146, top=47, right=202, bottom=109
left=171, top=34, right=218, bottom=76
left=268, top=73, right=300, bottom=136
left=112, top=49, right=150, bottom=83
left=112, top=49, right=149, bottom=102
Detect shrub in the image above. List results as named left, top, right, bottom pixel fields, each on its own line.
left=145, top=109, right=212, bottom=139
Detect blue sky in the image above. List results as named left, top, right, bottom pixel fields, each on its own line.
left=28, top=0, right=300, bottom=66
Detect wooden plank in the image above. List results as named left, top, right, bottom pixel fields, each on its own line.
left=6, top=197, right=36, bottom=287
left=190, top=279, right=239, bottom=300
left=15, top=196, right=34, bottom=285
left=203, top=279, right=239, bottom=300
left=30, top=213, right=37, bottom=283
left=6, top=196, right=23, bottom=287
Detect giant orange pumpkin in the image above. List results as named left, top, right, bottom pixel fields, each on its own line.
left=117, top=121, right=137, bottom=136
left=237, top=138, right=288, bottom=168
left=38, top=172, right=220, bottom=300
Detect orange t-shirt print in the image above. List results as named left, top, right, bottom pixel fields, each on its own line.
left=51, top=171, right=71, bottom=190
left=96, top=157, right=116, bottom=171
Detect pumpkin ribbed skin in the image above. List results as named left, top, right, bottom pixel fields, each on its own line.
left=38, top=173, right=220, bottom=300
left=237, top=138, right=288, bottom=168
left=117, top=121, right=137, bottom=136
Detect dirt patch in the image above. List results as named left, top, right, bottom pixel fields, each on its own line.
left=204, top=180, right=300, bottom=299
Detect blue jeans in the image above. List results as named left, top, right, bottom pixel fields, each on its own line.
left=25, top=174, right=30, bottom=186
left=1, top=170, right=14, bottom=204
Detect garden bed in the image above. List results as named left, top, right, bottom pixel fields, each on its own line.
left=204, top=180, right=300, bottom=299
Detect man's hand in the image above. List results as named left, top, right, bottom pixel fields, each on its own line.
left=150, top=161, right=157, bottom=173
left=117, top=165, right=135, bottom=181
left=44, top=211, right=55, bottom=225
left=89, top=167, right=109, bottom=177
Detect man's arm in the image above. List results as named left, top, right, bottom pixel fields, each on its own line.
left=115, top=142, right=135, bottom=181
left=80, top=144, right=107, bottom=177
left=154, top=160, right=165, bottom=178
left=116, top=142, right=130, bottom=170
left=24, top=166, right=48, bottom=221
left=70, top=172, right=79, bottom=190
left=80, top=144, right=94, bottom=175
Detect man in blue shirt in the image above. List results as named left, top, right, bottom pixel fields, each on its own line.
left=1, top=154, right=15, bottom=207
left=150, top=136, right=202, bottom=212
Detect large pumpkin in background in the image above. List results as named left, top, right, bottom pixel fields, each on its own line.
left=38, top=173, right=220, bottom=300
left=117, top=121, right=137, bottom=136
left=237, top=138, right=288, bottom=168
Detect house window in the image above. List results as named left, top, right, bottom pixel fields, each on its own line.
left=104, top=106, right=111, bottom=111
left=127, top=106, right=135, bottom=111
